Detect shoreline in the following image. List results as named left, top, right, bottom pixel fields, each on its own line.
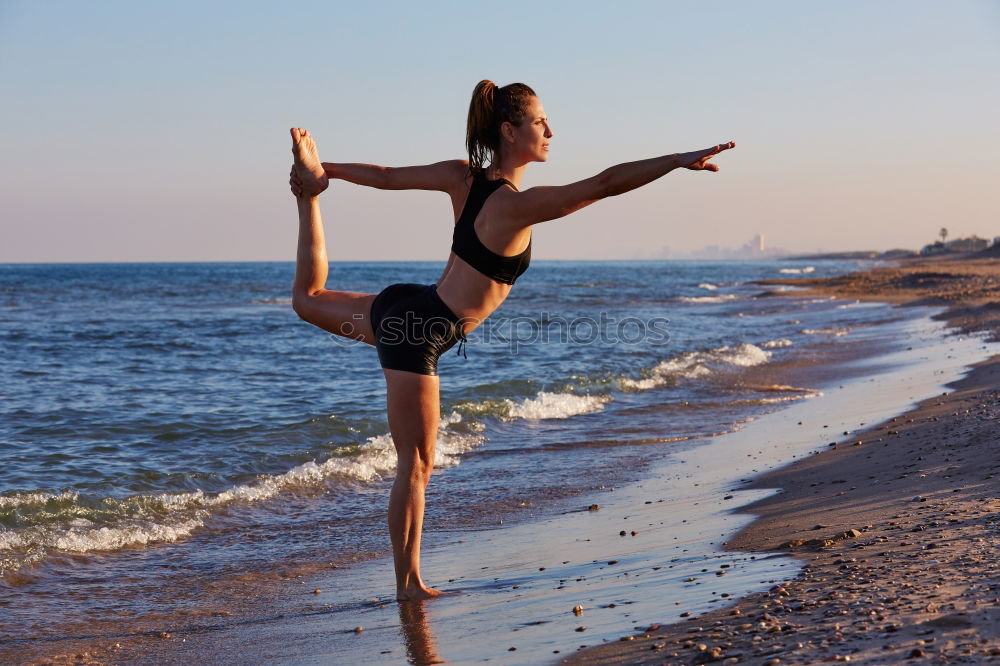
left=570, top=255, right=1000, bottom=665
left=6, top=257, right=998, bottom=665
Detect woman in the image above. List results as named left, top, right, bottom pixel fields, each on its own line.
left=289, top=80, right=734, bottom=601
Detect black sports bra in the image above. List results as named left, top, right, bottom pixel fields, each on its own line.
left=451, top=173, right=531, bottom=285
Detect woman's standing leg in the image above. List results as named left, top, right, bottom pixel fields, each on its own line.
left=384, top=368, right=443, bottom=601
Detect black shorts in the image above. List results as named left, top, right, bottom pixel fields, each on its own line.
left=369, top=283, right=465, bottom=376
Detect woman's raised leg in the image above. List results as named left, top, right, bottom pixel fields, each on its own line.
left=384, top=368, right=444, bottom=601
left=290, top=128, right=376, bottom=343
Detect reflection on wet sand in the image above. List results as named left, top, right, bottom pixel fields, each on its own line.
left=398, top=600, right=445, bottom=665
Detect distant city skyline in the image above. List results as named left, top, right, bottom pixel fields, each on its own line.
left=1, top=1, right=998, bottom=263
left=633, top=229, right=1000, bottom=261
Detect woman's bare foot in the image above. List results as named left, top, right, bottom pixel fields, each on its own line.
left=290, top=127, right=329, bottom=197
left=397, top=584, right=445, bottom=602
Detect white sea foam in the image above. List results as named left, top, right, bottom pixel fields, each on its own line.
left=0, top=413, right=484, bottom=564
left=749, top=385, right=824, bottom=403
left=697, top=283, right=718, bottom=291
left=778, top=266, right=815, bottom=274
left=0, top=490, right=79, bottom=508
left=207, top=411, right=482, bottom=505
left=503, top=392, right=611, bottom=420
left=761, top=338, right=793, bottom=349
left=0, top=516, right=207, bottom=556
left=251, top=297, right=293, bottom=305
left=620, top=343, right=772, bottom=391
left=802, top=327, right=849, bottom=337
left=758, top=384, right=811, bottom=392
left=756, top=391, right=823, bottom=404
left=678, top=294, right=739, bottom=304
left=619, top=377, right=661, bottom=391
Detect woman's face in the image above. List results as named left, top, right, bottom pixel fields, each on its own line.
left=505, top=96, right=553, bottom=164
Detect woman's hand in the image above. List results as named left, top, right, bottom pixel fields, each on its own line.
left=678, top=141, right=736, bottom=172
left=289, top=165, right=330, bottom=198
left=289, top=166, right=304, bottom=198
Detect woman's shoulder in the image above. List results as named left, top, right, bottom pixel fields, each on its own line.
left=426, top=159, right=471, bottom=183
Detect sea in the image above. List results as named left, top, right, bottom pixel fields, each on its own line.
left=0, top=259, right=990, bottom=661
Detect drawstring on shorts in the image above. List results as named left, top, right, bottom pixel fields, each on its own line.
left=455, top=331, right=468, bottom=359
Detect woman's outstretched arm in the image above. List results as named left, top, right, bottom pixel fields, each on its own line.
left=503, top=142, right=736, bottom=226
left=323, top=160, right=468, bottom=192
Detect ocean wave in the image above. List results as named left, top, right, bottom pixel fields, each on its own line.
left=504, top=392, right=611, bottom=420
left=778, top=266, right=815, bottom=274
left=251, top=297, right=293, bottom=305
left=677, top=294, right=740, bottom=304
left=0, top=516, right=207, bottom=556
left=0, top=490, right=79, bottom=509
left=457, top=391, right=611, bottom=421
left=697, top=283, right=718, bottom=291
left=801, top=327, right=849, bottom=337
left=562, top=281, right=620, bottom=288
left=761, top=338, right=793, bottom=348
left=620, top=343, right=772, bottom=391
left=212, top=412, right=483, bottom=500
left=746, top=384, right=823, bottom=403
left=0, top=413, right=484, bottom=570
left=755, top=391, right=822, bottom=404
left=757, top=384, right=812, bottom=392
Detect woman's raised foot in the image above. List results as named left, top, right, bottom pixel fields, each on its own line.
left=290, top=127, right=329, bottom=197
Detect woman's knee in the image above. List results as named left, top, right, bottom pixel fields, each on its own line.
left=291, top=290, right=321, bottom=323
left=291, top=291, right=376, bottom=343
left=397, top=449, right=435, bottom=484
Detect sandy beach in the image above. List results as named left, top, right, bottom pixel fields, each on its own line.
left=571, top=254, right=1000, bottom=665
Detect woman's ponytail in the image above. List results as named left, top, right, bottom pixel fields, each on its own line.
left=466, top=80, right=496, bottom=173
left=466, top=79, right=536, bottom=174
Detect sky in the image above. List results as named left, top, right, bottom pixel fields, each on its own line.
left=1, top=0, right=998, bottom=262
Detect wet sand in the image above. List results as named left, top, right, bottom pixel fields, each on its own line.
left=570, top=254, right=1000, bottom=665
